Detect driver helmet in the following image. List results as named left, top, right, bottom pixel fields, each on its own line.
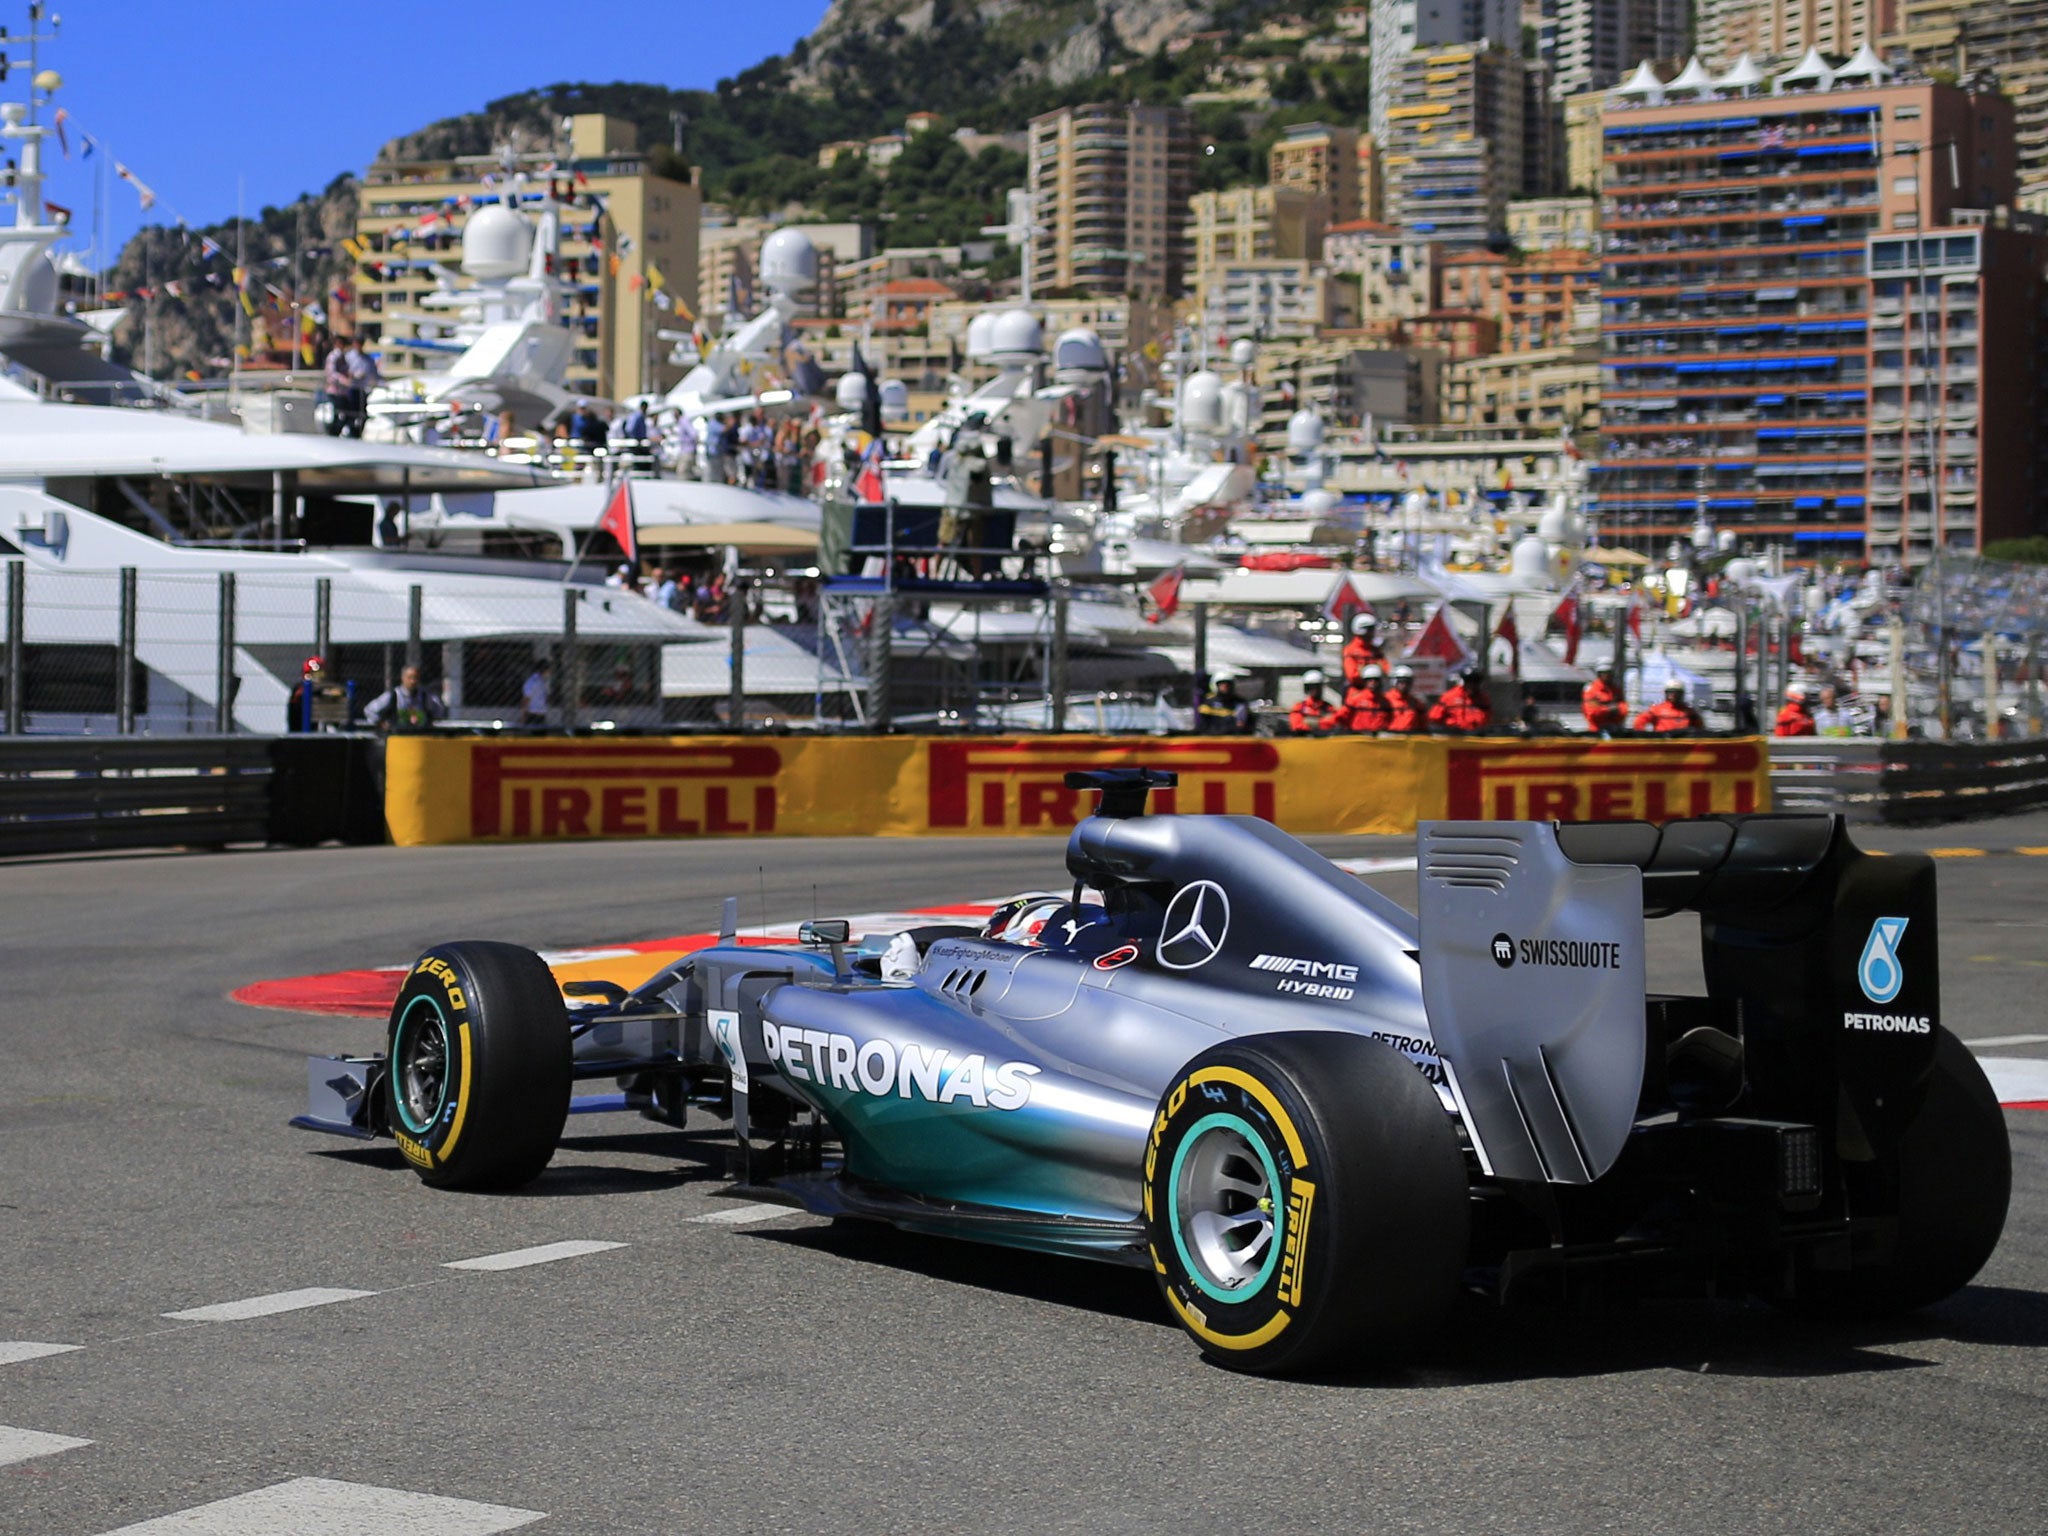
left=1302, top=668, right=1326, bottom=689
left=1350, top=614, right=1378, bottom=636
left=302, top=655, right=326, bottom=677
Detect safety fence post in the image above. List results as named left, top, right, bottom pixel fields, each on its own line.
left=866, top=593, right=894, bottom=733
left=315, top=577, right=332, bottom=666
left=117, top=567, right=138, bottom=735
left=215, top=572, right=237, bottom=734
left=728, top=575, right=747, bottom=733
left=1049, top=590, right=1069, bottom=733
left=4, top=560, right=22, bottom=735
left=561, top=587, right=581, bottom=733
left=406, top=584, right=424, bottom=674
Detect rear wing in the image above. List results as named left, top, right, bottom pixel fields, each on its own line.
left=1418, top=814, right=1938, bottom=1186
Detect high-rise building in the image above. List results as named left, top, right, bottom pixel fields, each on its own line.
left=1700, top=0, right=1898, bottom=62
left=1552, top=0, right=1690, bottom=99
left=1270, top=124, right=1364, bottom=224
left=1597, top=64, right=2019, bottom=562
left=1326, top=220, right=1443, bottom=320
left=1508, top=194, right=1601, bottom=249
left=1947, top=3, right=2048, bottom=214
left=1028, top=103, right=1195, bottom=299
left=1369, top=0, right=1520, bottom=146
left=1187, top=186, right=1328, bottom=294
left=355, top=114, right=699, bottom=402
left=1382, top=41, right=1525, bottom=246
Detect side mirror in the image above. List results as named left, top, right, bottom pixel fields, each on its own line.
left=799, top=919, right=851, bottom=946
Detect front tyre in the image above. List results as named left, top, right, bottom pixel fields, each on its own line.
left=384, top=942, right=570, bottom=1191
left=1144, top=1032, right=1469, bottom=1375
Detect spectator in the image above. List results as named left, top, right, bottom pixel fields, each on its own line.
left=521, top=659, right=551, bottom=726
left=1774, top=684, right=1817, bottom=738
left=364, top=665, right=447, bottom=734
left=342, top=337, right=380, bottom=438
left=1344, top=665, right=1393, bottom=734
left=1288, top=668, right=1344, bottom=734
left=704, top=413, right=733, bottom=484
left=652, top=567, right=680, bottom=610
left=321, top=343, right=354, bottom=437
left=616, top=400, right=652, bottom=444
left=1385, top=665, right=1425, bottom=733
left=286, top=655, right=334, bottom=732
left=606, top=562, right=637, bottom=592
left=1195, top=674, right=1252, bottom=735
left=1581, top=660, right=1627, bottom=734
left=1812, top=682, right=1855, bottom=737
left=668, top=412, right=699, bottom=478
left=1634, top=680, right=1703, bottom=734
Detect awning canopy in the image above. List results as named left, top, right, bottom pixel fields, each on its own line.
left=636, top=521, right=820, bottom=552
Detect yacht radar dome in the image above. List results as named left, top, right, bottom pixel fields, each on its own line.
left=1511, top=533, right=1551, bottom=579
left=988, top=308, right=1043, bottom=364
left=1301, top=488, right=1338, bottom=519
left=1178, top=369, right=1224, bottom=434
left=1285, top=408, right=1325, bottom=455
left=32, top=70, right=60, bottom=94
left=759, top=228, right=819, bottom=298
left=1228, top=337, right=1258, bottom=370
left=1052, top=326, right=1109, bottom=379
left=878, top=378, right=910, bottom=419
left=461, top=204, right=533, bottom=282
left=835, top=371, right=871, bottom=413
left=964, top=312, right=998, bottom=361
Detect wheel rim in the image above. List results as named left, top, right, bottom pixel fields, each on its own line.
left=392, top=995, right=453, bottom=1137
left=1168, top=1112, right=1284, bottom=1304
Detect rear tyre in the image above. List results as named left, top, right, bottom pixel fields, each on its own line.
left=1813, top=1026, right=2010, bottom=1314
left=1144, top=1032, right=1469, bottom=1375
left=384, top=942, right=571, bottom=1191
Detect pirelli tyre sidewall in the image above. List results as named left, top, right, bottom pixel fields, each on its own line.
left=384, top=941, right=571, bottom=1191
left=1144, top=1032, right=1469, bottom=1375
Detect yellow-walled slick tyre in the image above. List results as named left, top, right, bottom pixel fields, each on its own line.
left=384, top=942, right=571, bottom=1191
left=1144, top=1032, right=1469, bottom=1376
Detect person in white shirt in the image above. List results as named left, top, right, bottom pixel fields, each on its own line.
left=521, top=659, right=550, bottom=726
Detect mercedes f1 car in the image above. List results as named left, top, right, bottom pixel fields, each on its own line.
left=293, top=769, right=2011, bottom=1374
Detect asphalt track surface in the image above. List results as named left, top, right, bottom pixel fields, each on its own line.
left=5, top=819, right=2048, bottom=1533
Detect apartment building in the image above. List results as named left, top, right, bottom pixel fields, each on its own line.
left=1270, top=123, right=1364, bottom=224
left=1700, top=0, right=1897, bottom=62
left=1508, top=194, right=1601, bottom=250
left=1552, top=0, right=1691, bottom=100
left=1596, top=62, right=2015, bottom=560
left=1866, top=217, right=2048, bottom=562
left=1326, top=221, right=1441, bottom=320
left=355, top=114, right=699, bottom=402
left=1255, top=339, right=1445, bottom=439
left=1943, top=3, right=2048, bottom=213
left=1187, top=186, right=1328, bottom=303
left=1369, top=0, right=1520, bottom=146
left=1198, top=259, right=1345, bottom=341
left=1440, top=246, right=1602, bottom=348
left=1381, top=41, right=1525, bottom=247
left=1028, top=103, right=1196, bottom=299
left=1441, top=342, right=1602, bottom=430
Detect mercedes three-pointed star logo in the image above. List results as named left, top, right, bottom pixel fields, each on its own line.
left=1158, top=880, right=1231, bottom=971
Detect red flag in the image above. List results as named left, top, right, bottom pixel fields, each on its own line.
left=1321, top=576, right=1373, bottom=629
left=1553, top=594, right=1581, bottom=665
left=852, top=439, right=886, bottom=504
left=1625, top=591, right=1643, bottom=643
left=598, top=480, right=636, bottom=563
left=1494, top=607, right=1519, bottom=648
left=1146, top=564, right=1185, bottom=624
left=1407, top=604, right=1476, bottom=671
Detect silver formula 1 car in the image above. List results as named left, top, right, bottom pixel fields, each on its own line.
left=294, top=769, right=2011, bottom=1374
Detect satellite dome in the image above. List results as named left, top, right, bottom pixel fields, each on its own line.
left=835, top=371, right=871, bottom=413
left=17, top=252, right=58, bottom=316
left=760, top=228, right=819, bottom=297
left=878, top=378, right=910, bottom=418
left=1724, top=557, right=1758, bottom=588
left=461, top=204, right=533, bottom=282
left=1511, top=534, right=1551, bottom=579
left=1537, top=503, right=1576, bottom=544
left=1301, top=488, right=1338, bottom=520
left=964, top=312, right=998, bottom=360
left=1228, top=337, right=1258, bottom=370
left=1219, top=379, right=1258, bottom=435
left=1401, top=487, right=1430, bottom=522
left=1052, top=326, right=1109, bottom=378
left=1285, top=408, right=1325, bottom=455
left=1179, top=369, right=1224, bottom=433
left=988, top=307, right=1043, bottom=361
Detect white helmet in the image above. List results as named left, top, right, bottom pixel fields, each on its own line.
left=1391, top=665, right=1414, bottom=682
left=1302, top=668, right=1326, bottom=687
left=1786, top=684, right=1808, bottom=701
left=1351, top=614, right=1378, bottom=636
left=1360, top=664, right=1385, bottom=682
left=1665, top=679, right=1686, bottom=695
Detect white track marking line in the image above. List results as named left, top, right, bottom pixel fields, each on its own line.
left=443, top=1240, right=627, bottom=1272
left=1334, top=856, right=1419, bottom=876
left=162, top=1287, right=376, bottom=1323
left=1969, top=1033, right=2048, bottom=1049
left=0, top=1341, right=82, bottom=1365
left=1976, top=1057, right=2048, bottom=1106
left=91, top=1476, right=543, bottom=1534
left=687, top=1201, right=796, bottom=1225
left=0, top=1425, right=92, bottom=1467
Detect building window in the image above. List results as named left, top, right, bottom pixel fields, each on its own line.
left=1894, top=104, right=1922, bottom=120
left=1893, top=176, right=1919, bottom=195
left=1894, top=212, right=1920, bottom=229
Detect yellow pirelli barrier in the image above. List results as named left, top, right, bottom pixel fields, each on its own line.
left=383, top=734, right=1770, bottom=847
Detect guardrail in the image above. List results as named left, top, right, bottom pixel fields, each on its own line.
left=1769, top=736, right=2048, bottom=823
left=0, top=736, right=383, bottom=858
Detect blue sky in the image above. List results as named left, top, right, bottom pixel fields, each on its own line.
left=18, top=0, right=831, bottom=263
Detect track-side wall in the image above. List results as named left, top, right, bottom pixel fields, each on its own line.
left=383, top=735, right=1771, bottom=846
